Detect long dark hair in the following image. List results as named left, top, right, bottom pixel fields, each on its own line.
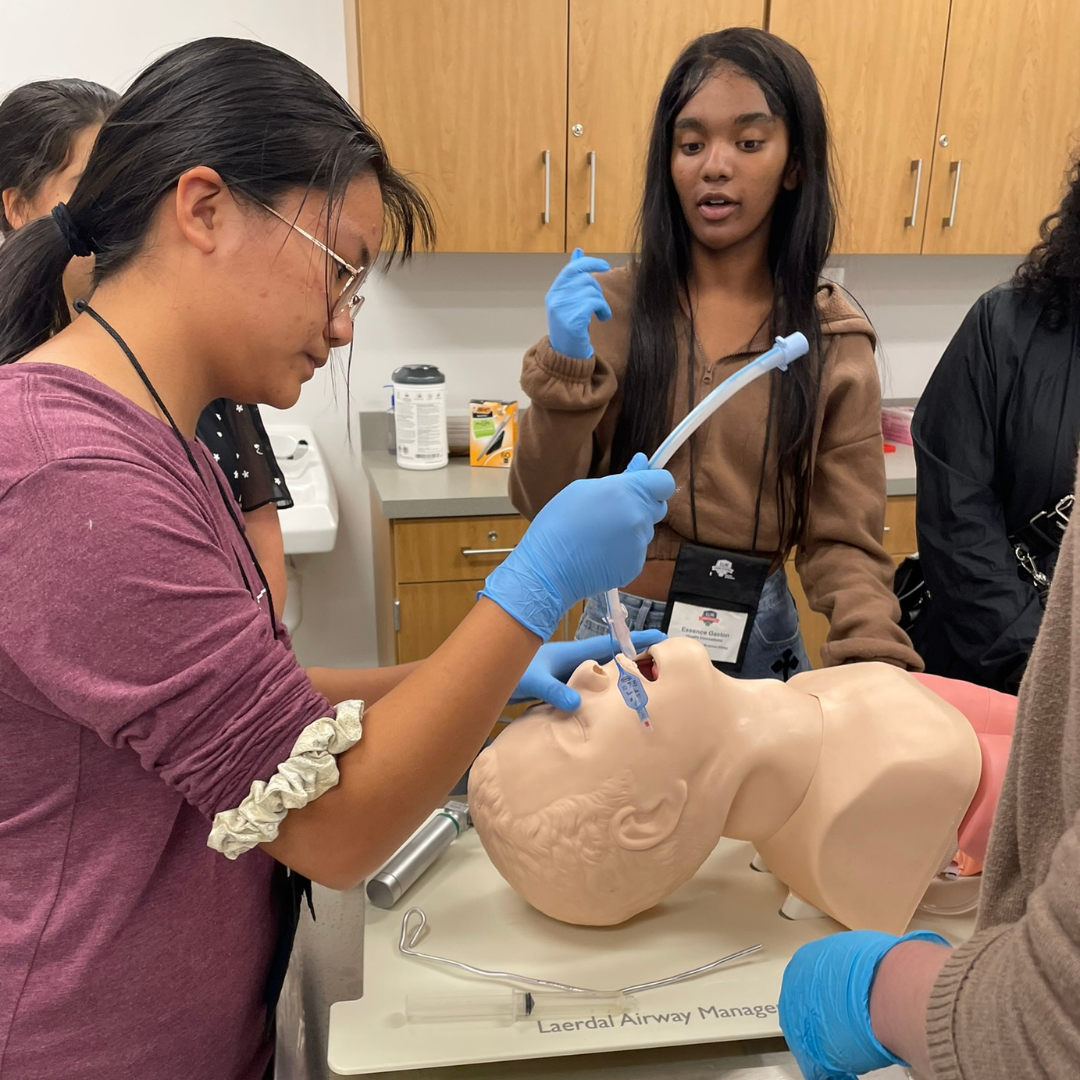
left=610, top=27, right=835, bottom=554
left=0, top=38, right=434, bottom=365
left=0, top=78, right=118, bottom=235
left=1013, top=155, right=1080, bottom=330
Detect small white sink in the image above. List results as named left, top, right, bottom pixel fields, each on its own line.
left=265, top=424, right=339, bottom=554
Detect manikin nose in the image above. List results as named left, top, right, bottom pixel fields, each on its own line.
left=575, top=663, right=610, bottom=693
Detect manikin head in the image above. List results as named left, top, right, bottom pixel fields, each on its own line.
left=469, top=637, right=799, bottom=926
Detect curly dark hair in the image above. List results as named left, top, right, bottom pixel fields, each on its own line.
left=1013, top=156, right=1080, bottom=330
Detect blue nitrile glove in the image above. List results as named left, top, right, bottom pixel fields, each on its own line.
left=779, top=929, right=950, bottom=1080
left=480, top=453, right=674, bottom=641
left=545, top=248, right=613, bottom=359
left=510, top=630, right=666, bottom=711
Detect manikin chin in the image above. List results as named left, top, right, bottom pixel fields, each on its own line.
left=469, top=637, right=1014, bottom=934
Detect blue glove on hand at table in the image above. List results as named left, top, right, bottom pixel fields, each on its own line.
left=480, top=454, right=674, bottom=642
left=545, top=248, right=612, bottom=359
left=779, top=929, right=950, bottom=1080
left=510, top=630, right=666, bottom=711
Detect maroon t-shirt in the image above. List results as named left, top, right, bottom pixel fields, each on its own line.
left=0, top=365, right=331, bottom=1079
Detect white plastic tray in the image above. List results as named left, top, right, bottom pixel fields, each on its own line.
left=328, top=832, right=973, bottom=1075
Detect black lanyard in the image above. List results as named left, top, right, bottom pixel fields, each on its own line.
left=684, top=300, right=773, bottom=553
left=73, top=300, right=277, bottom=633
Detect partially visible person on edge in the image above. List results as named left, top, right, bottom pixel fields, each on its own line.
left=910, top=156, right=1080, bottom=693
left=0, top=77, right=293, bottom=609
left=510, top=28, right=920, bottom=681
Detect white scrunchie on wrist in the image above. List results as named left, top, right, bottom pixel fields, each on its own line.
left=207, top=699, right=364, bottom=859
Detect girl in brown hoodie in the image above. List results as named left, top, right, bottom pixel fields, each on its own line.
left=511, top=27, right=920, bottom=677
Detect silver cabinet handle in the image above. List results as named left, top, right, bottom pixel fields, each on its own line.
left=587, top=150, right=597, bottom=225
left=541, top=150, right=550, bottom=225
left=883, top=526, right=892, bottom=533
left=904, top=159, right=922, bottom=227
left=461, top=547, right=516, bottom=556
left=943, top=160, right=962, bottom=228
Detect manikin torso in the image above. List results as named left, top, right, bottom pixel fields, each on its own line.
left=469, top=638, right=1002, bottom=934
left=754, top=663, right=981, bottom=933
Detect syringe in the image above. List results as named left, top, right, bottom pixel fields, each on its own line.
left=602, top=331, right=809, bottom=663
left=406, top=990, right=637, bottom=1024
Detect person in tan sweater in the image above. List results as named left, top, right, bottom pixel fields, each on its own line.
left=511, top=28, right=919, bottom=677
left=779, top=456, right=1080, bottom=1078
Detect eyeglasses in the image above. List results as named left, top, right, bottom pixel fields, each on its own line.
left=258, top=201, right=370, bottom=321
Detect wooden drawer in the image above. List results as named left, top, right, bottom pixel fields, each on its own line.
left=394, top=515, right=529, bottom=583
left=397, top=580, right=485, bottom=663
left=882, top=495, right=916, bottom=555
left=396, top=583, right=584, bottom=665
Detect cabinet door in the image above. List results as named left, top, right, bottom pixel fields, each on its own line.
left=356, top=0, right=568, bottom=252
left=396, top=583, right=584, bottom=663
left=769, top=0, right=949, bottom=254
left=923, top=0, right=1080, bottom=254
left=397, top=580, right=486, bottom=663
left=566, top=0, right=764, bottom=253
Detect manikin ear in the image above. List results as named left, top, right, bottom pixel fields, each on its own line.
left=610, top=779, right=689, bottom=851
left=172, top=166, right=236, bottom=256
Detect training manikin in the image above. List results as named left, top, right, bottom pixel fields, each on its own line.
left=468, top=637, right=1015, bottom=934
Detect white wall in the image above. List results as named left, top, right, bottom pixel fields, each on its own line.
left=0, top=0, right=349, bottom=98
left=0, top=2, right=1023, bottom=669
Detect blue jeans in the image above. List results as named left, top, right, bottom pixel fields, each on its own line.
left=576, top=569, right=810, bottom=681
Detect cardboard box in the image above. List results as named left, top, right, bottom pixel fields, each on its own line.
left=469, top=400, right=518, bottom=468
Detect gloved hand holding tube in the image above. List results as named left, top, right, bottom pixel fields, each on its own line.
left=511, top=630, right=666, bottom=711
left=545, top=247, right=612, bottom=359
left=479, top=453, right=675, bottom=642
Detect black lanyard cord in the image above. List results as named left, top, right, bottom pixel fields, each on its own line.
left=73, top=300, right=278, bottom=633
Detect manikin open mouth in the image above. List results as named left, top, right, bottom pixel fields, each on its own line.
left=635, top=652, right=658, bottom=682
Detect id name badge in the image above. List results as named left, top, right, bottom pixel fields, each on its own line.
left=661, top=544, right=771, bottom=673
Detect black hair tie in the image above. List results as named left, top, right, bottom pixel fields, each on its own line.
left=50, top=202, right=96, bottom=258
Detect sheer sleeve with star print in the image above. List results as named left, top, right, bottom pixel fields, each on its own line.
left=196, top=399, right=294, bottom=513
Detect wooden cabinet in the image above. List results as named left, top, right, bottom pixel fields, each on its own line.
left=566, top=0, right=764, bottom=252
left=352, top=0, right=1080, bottom=254
left=354, top=0, right=569, bottom=253
left=372, top=495, right=913, bottom=674
left=351, top=0, right=764, bottom=253
left=786, top=495, right=916, bottom=669
left=370, top=505, right=582, bottom=666
left=771, top=0, right=1080, bottom=255
left=921, top=0, right=1080, bottom=254
left=769, top=0, right=950, bottom=254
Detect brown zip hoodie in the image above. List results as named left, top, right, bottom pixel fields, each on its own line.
left=510, top=265, right=920, bottom=669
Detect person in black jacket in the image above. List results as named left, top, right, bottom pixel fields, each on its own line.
left=911, top=161, right=1080, bottom=692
